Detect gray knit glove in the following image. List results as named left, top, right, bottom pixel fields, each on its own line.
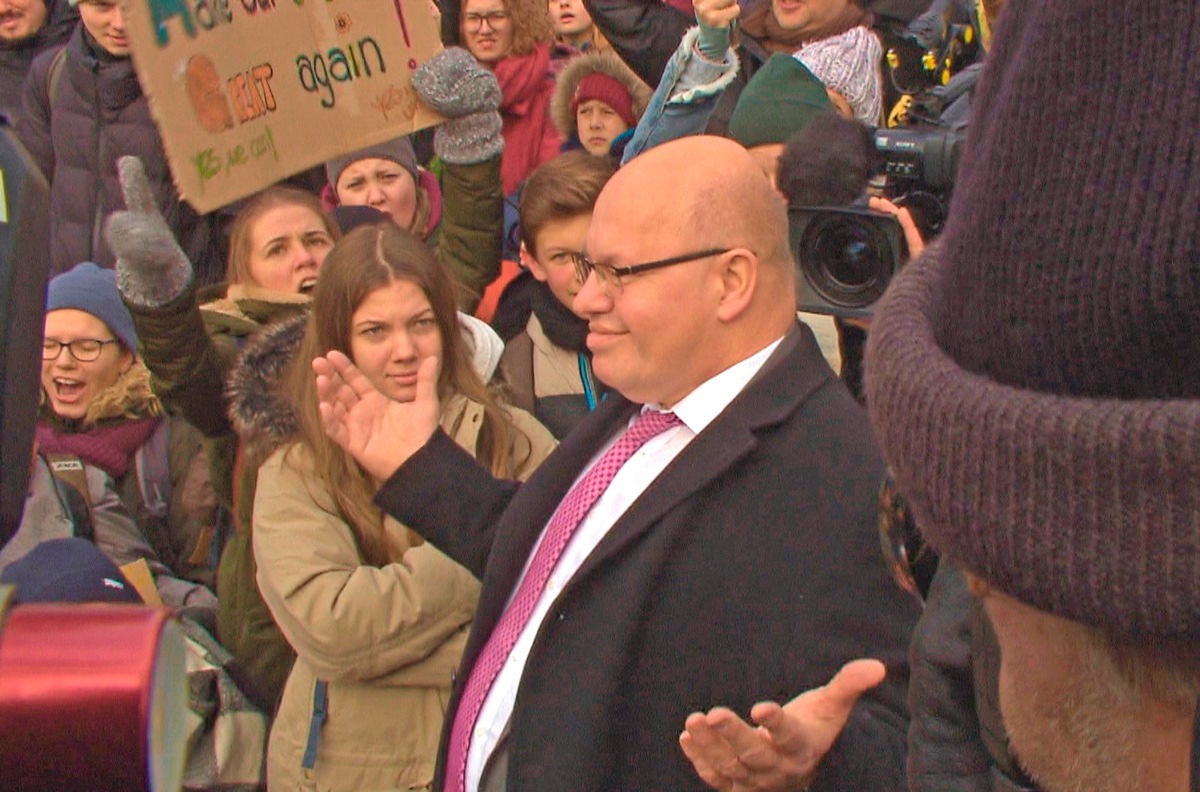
left=411, top=47, right=504, bottom=165
left=106, top=156, right=194, bottom=308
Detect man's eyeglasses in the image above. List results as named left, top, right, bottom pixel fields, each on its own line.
left=571, top=248, right=731, bottom=294
left=42, top=338, right=120, bottom=362
left=463, top=10, right=510, bottom=30
left=878, top=470, right=940, bottom=603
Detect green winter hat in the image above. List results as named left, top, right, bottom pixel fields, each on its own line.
left=729, top=54, right=833, bottom=149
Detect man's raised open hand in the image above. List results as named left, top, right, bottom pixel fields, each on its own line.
left=679, top=659, right=887, bottom=792
left=313, top=350, right=441, bottom=481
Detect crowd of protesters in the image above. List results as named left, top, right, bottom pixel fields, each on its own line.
left=3, top=0, right=1199, bottom=790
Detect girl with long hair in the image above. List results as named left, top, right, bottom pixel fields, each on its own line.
left=252, top=223, right=555, bottom=790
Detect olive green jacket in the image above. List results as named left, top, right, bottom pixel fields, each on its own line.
left=128, top=283, right=310, bottom=710
left=436, top=156, right=505, bottom=312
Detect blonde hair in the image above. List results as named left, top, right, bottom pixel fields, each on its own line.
left=286, top=224, right=520, bottom=566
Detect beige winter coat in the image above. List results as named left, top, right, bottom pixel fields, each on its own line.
left=254, top=394, right=556, bottom=791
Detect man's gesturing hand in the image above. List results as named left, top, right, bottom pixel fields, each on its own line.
left=313, top=350, right=441, bottom=481
left=679, top=659, right=886, bottom=792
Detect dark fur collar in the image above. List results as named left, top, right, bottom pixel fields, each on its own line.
left=226, top=313, right=306, bottom=459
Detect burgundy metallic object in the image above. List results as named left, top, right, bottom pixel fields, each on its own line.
left=0, top=601, right=187, bottom=792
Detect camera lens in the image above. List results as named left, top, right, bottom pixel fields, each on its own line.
left=799, top=215, right=893, bottom=308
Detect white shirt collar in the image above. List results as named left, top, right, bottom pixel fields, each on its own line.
left=645, top=335, right=785, bottom=435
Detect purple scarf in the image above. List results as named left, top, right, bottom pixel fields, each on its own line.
left=36, top=417, right=161, bottom=479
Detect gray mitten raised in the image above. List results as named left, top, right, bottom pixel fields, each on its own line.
left=105, top=156, right=194, bottom=308
left=412, top=47, right=504, bottom=165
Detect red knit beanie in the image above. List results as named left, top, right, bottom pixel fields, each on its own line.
left=571, top=73, right=636, bottom=127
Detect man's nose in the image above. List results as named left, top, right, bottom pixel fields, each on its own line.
left=572, top=268, right=607, bottom=315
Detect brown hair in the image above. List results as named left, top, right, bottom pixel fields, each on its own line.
left=225, top=186, right=342, bottom=287
left=464, top=0, right=553, bottom=57
left=286, top=224, right=520, bottom=566
left=519, top=151, right=615, bottom=257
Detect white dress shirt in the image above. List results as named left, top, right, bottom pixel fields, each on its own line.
left=463, top=336, right=785, bottom=791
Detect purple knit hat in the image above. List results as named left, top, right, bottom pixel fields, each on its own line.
left=865, top=0, right=1200, bottom=639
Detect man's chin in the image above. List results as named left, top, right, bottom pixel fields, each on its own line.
left=588, top=351, right=620, bottom=388
left=1002, top=662, right=1142, bottom=792
left=0, top=28, right=33, bottom=45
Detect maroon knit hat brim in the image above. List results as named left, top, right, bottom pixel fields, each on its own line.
left=866, top=239, right=1200, bottom=639
left=866, top=0, right=1200, bottom=640
left=571, top=73, right=636, bottom=128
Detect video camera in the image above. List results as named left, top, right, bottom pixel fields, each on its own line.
left=793, top=124, right=965, bottom=318
left=875, top=125, right=965, bottom=235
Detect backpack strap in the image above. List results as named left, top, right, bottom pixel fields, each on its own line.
left=42, top=454, right=95, bottom=543
left=134, top=418, right=172, bottom=521
left=46, top=47, right=67, bottom=106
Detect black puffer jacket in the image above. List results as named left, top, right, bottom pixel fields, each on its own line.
left=0, top=0, right=76, bottom=122
left=16, top=25, right=225, bottom=283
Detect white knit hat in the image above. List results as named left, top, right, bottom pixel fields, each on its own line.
left=457, top=312, right=505, bottom=382
left=794, top=26, right=883, bottom=125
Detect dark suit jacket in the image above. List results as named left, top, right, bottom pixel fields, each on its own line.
left=377, top=321, right=920, bottom=792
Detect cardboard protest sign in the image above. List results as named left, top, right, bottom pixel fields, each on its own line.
left=124, top=0, right=445, bottom=213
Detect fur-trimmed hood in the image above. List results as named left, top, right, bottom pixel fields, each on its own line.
left=226, top=313, right=307, bottom=462
left=550, top=51, right=651, bottom=142
left=199, top=282, right=310, bottom=339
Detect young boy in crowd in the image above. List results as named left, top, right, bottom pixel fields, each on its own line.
left=551, top=51, right=649, bottom=160
left=495, top=151, right=614, bottom=439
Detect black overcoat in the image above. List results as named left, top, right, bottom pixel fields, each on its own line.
left=378, top=322, right=920, bottom=792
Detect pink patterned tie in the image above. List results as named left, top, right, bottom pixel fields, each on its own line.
left=444, top=409, right=683, bottom=792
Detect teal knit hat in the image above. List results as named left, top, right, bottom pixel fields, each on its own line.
left=728, top=54, right=833, bottom=149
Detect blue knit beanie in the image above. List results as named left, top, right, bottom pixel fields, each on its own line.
left=46, top=263, right=139, bottom=353
left=0, top=538, right=142, bottom=604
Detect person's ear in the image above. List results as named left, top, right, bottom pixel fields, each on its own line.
left=964, top=571, right=991, bottom=598
left=826, top=88, right=854, bottom=120
left=714, top=248, right=757, bottom=323
left=519, top=243, right=550, bottom=283
left=118, top=346, right=134, bottom=375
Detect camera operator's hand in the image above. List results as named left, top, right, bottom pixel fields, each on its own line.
left=842, top=199, right=927, bottom=332
left=869, top=196, right=926, bottom=260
